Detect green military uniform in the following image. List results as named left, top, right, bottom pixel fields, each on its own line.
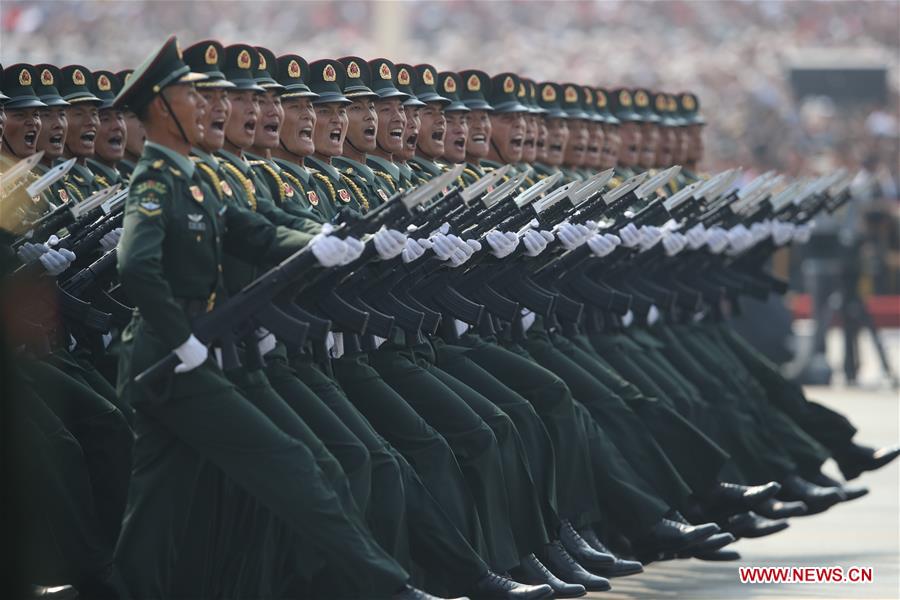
left=112, top=37, right=408, bottom=598
left=407, top=64, right=449, bottom=182
left=56, top=65, right=104, bottom=201
left=365, top=58, right=413, bottom=196
left=87, top=70, right=127, bottom=189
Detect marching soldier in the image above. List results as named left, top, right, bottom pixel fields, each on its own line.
left=88, top=70, right=128, bottom=187
left=458, top=69, right=494, bottom=185
left=116, top=69, right=144, bottom=180
left=365, top=58, right=411, bottom=195
left=394, top=63, right=426, bottom=187
left=436, top=71, right=471, bottom=170
left=57, top=65, right=103, bottom=200
left=408, top=63, right=450, bottom=181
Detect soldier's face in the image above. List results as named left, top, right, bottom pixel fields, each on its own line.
left=522, top=114, right=538, bottom=163
left=225, top=90, right=260, bottom=150
left=489, top=111, right=526, bottom=163
left=442, top=111, right=469, bottom=163
left=254, top=91, right=283, bottom=150
left=617, top=121, right=641, bottom=167
left=313, top=102, right=347, bottom=158
left=686, top=124, right=704, bottom=164
left=417, top=102, right=446, bottom=159
left=375, top=98, right=405, bottom=155
left=399, top=106, right=420, bottom=161
left=156, top=83, right=206, bottom=147
left=655, top=126, right=674, bottom=167
left=36, top=107, right=67, bottom=159
left=544, top=117, right=568, bottom=166
left=586, top=121, right=604, bottom=169
left=95, top=108, right=126, bottom=163
left=2, top=108, right=41, bottom=157
left=639, top=122, right=659, bottom=169
left=123, top=110, right=146, bottom=157
left=346, top=98, right=377, bottom=154
left=198, top=88, right=231, bottom=152
left=281, top=97, right=316, bottom=157
left=600, top=123, right=620, bottom=169
left=64, top=104, right=99, bottom=158
left=535, top=117, right=548, bottom=163
left=465, top=109, right=491, bottom=161
left=563, top=118, right=588, bottom=167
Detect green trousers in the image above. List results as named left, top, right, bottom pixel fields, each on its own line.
left=116, top=354, right=408, bottom=599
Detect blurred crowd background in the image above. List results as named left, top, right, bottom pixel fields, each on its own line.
left=3, top=0, right=898, bottom=380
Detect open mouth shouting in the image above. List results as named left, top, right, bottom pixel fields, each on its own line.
left=210, top=117, right=226, bottom=133
left=49, top=132, right=64, bottom=149
left=523, top=137, right=535, bottom=149
left=431, top=128, right=445, bottom=142
left=79, top=130, right=96, bottom=150
left=299, top=126, right=313, bottom=142
left=244, top=118, right=257, bottom=138
left=362, top=125, right=376, bottom=141
left=23, top=129, right=38, bottom=149
left=106, top=134, right=123, bottom=149
left=389, top=127, right=403, bottom=141
left=450, top=135, right=466, bottom=152
left=329, top=127, right=342, bottom=143
left=509, top=135, right=524, bottom=150
left=405, top=133, right=418, bottom=150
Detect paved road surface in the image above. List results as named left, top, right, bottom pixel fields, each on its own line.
left=594, top=385, right=900, bottom=599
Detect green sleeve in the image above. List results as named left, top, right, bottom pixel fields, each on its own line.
left=117, top=172, right=193, bottom=350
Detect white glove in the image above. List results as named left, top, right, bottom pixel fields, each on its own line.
left=750, top=221, right=772, bottom=244
left=401, top=238, right=428, bottom=263
left=618, top=223, right=642, bottom=248
left=555, top=222, right=590, bottom=250
left=725, top=225, right=753, bottom=255
left=100, top=227, right=123, bottom=252
left=521, top=309, right=536, bottom=332
left=447, top=234, right=475, bottom=267
left=340, top=236, right=365, bottom=265
left=464, top=238, right=482, bottom=254
left=39, top=248, right=76, bottom=276
left=485, top=229, right=518, bottom=258
left=638, top=225, right=663, bottom=251
left=522, top=229, right=550, bottom=256
left=17, top=242, right=49, bottom=262
left=310, top=234, right=347, bottom=267
left=587, top=233, right=617, bottom=257
left=430, top=232, right=461, bottom=261
left=257, top=327, right=277, bottom=356
left=793, top=223, right=814, bottom=244
left=173, top=334, right=208, bottom=373
left=373, top=227, right=407, bottom=260
left=706, top=226, right=729, bottom=254
left=585, top=219, right=601, bottom=232
left=662, top=232, right=688, bottom=257
left=685, top=223, right=707, bottom=250
left=772, top=221, right=795, bottom=246
left=45, top=234, right=60, bottom=247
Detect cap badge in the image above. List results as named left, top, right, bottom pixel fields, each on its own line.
left=444, top=76, right=457, bottom=93
left=683, top=95, right=696, bottom=110
left=347, top=61, right=360, bottom=78
left=667, top=96, right=677, bottom=111
left=378, top=63, right=392, bottom=80
left=40, top=69, right=53, bottom=86
left=323, top=64, right=337, bottom=82
left=237, top=50, right=252, bottom=70
left=619, top=90, right=631, bottom=106
left=655, top=95, right=666, bottom=111
left=205, top=45, right=218, bottom=65
left=97, top=74, right=111, bottom=92
left=288, top=60, right=301, bottom=79
left=397, top=68, right=410, bottom=86
left=635, top=90, right=648, bottom=107
left=423, top=69, right=434, bottom=86
left=467, top=74, right=480, bottom=92
left=503, top=76, right=515, bottom=94
left=584, top=87, right=593, bottom=104
left=542, top=85, right=556, bottom=103
left=564, top=86, right=578, bottom=104
left=596, top=90, right=607, bottom=108
left=258, top=52, right=267, bottom=70
left=518, top=82, right=526, bottom=98
left=72, top=69, right=86, bottom=86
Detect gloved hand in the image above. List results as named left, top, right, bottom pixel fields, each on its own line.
left=618, top=223, right=642, bottom=248
left=685, top=223, right=707, bottom=250
left=257, top=328, right=276, bottom=356
left=401, top=238, right=428, bottom=263
left=464, top=238, right=482, bottom=254
left=340, top=236, right=365, bottom=265
left=772, top=221, right=795, bottom=246
left=17, top=241, right=49, bottom=262
left=429, top=232, right=460, bottom=261
left=793, top=222, right=814, bottom=244
left=705, top=226, right=729, bottom=254
left=100, top=227, right=123, bottom=252
left=521, top=309, right=536, bottom=332
left=750, top=221, right=772, bottom=244
left=173, top=334, right=208, bottom=373
left=485, top=229, right=518, bottom=258
left=522, top=229, right=550, bottom=256
left=310, top=232, right=347, bottom=267
left=555, top=222, right=590, bottom=250
left=373, top=227, right=407, bottom=260
left=638, top=225, right=663, bottom=251
left=587, top=233, right=617, bottom=257
left=725, top=225, right=753, bottom=255
left=39, top=248, right=76, bottom=276
left=662, top=232, right=688, bottom=257
left=448, top=234, right=476, bottom=267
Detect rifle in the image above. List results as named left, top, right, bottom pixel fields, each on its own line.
left=13, top=184, right=122, bottom=248
left=0, top=151, right=44, bottom=197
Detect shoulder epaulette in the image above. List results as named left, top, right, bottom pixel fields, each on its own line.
left=279, top=169, right=305, bottom=196
left=194, top=161, right=226, bottom=202
left=371, top=169, right=397, bottom=193
left=339, top=173, right=369, bottom=212
left=95, top=174, right=110, bottom=188
left=65, top=180, right=85, bottom=203
left=312, top=171, right=337, bottom=202
left=219, top=161, right=256, bottom=211
left=251, top=160, right=286, bottom=203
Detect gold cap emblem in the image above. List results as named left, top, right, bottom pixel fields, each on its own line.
left=503, top=76, right=515, bottom=94
left=423, top=68, right=434, bottom=86
left=518, top=82, right=526, bottom=98
left=564, top=86, right=577, bottom=104
left=583, top=87, right=593, bottom=104
left=619, top=90, right=631, bottom=106
left=347, top=61, right=360, bottom=78
left=205, top=45, right=218, bottom=65
left=72, top=69, right=86, bottom=86
left=596, top=90, right=607, bottom=108
left=398, top=68, right=410, bottom=86
left=379, top=63, right=391, bottom=80
left=667, top=95, right=677, bottom=111
left=258, top=52, right=267, bottom=70
left=19, top=68, right=32, bottom=86
left=323, top=64, right=337, bottom=82
left=655, top=95, right=667, bottom=111
left=682, top=94, right=696, bottom=111
left=635, top=90, right=648, bottom=107
left=444, top=76, right=457, bottom=93
left=288, top=60, right=301, bottom=79
left=237, top=50, right=252, bottom=70
left=40, top=69, right=53, bottom=86
left=467, top=74, right=480, bottom=92
left=541, top=85, right=556, bottom=103
left=97, top=74, right=111, bottom=92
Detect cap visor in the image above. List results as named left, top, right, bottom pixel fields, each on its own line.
left=39, top=96, right=70, bottom=107
left=416, top=92, right=451, bottom=105
left=65, top=93, right=102, bottom=104
left=462, top=99, right=494, bottom=111
left=492, top=100, right=529, bottom=113
left=402, top=97, right=427, bottom=107
left=196, top=78, right=237, bottom=89
left=229, top=79, right=266, bottom=92
left=444, top=100, right=470, bottom=112
left=312, top=92, right=351, bottom=105
left=374, top=88, right=409, bottom=100
left=4, top=97, right=47, bottom=109
left=280, top=85, right=318, bottom=98
left=344, top=88, right=378, bottom=99
left=178, top=71, right=208, bottom=84
left=563, top=109, right=590, bottom=120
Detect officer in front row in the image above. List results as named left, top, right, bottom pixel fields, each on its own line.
left=112, top=35, right=458, bottom=600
